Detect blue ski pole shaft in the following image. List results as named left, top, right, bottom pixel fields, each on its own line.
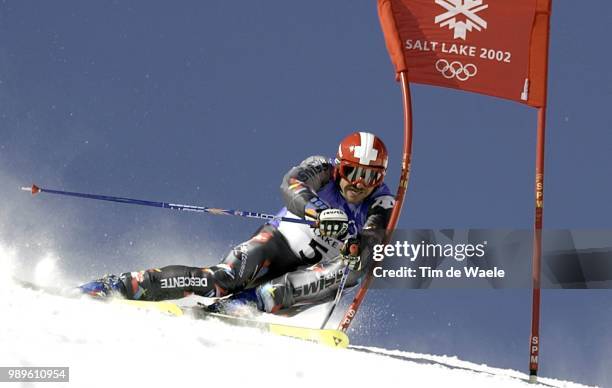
left=21, top=184, right=313, bottom=226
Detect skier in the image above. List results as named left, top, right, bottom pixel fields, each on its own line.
left=80, top=131, right=395, bottom=314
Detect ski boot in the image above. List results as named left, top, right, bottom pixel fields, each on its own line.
left=206, top=288, right=260, bottom=317
left=206, top=282, right=288, bottom=315
left=254, top=283, right=286, bottom=314
left=78, top=274, right=127, bottom=298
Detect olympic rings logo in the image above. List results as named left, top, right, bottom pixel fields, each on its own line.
left=435, top=59, right=478, bottom=81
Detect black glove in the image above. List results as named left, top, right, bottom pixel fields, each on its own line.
left=315, top=208, right=349, bottom=240
left=340, top=236, right=361, bottom=271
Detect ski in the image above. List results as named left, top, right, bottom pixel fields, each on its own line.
left=185, top=308, right=350, bottom=349
left=13, top=278, right=349, bottom=348
left=117, top=299, right=185, bottom=316
left=13, top=277, right=186, bottom=316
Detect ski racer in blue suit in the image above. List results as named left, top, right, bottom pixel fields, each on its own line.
left=80, top=131, right=395, bottom=314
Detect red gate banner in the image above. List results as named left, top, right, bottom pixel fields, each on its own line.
left=378, top=0, right=552, bottom=107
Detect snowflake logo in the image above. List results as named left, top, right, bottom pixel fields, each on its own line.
left=434, top=0, right=488, bottom=40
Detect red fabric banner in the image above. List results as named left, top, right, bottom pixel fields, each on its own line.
left=378, top=0, right=552, bottom=107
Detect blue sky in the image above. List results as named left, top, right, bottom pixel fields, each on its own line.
left=1, top=2, right=610, bottom=386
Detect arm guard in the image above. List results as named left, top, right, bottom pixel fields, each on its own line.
left=280, top=155, right=334, bottom=219
left=359, top=193, right=396, bottom=271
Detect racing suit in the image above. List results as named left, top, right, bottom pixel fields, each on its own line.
left=115, top=156, right=395, bottom=312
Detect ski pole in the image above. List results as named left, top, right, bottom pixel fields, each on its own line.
left=320, top=241, right=358, bottom=329
left=20, top=184, right=313, bottom=226
left=320, top=264, right=350, bottom=329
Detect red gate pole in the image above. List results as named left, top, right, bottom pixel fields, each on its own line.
left=529, top=107, right=547, bottom=383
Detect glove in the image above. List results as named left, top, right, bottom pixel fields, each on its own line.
left=315, top=208, right=349, bottom=240
left=340, top=236, right=362, bottom=271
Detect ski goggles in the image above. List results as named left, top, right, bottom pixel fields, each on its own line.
left=336, top=161, right=385, bottom=188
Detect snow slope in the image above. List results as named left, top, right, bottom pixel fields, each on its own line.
left=0, top=256, right=595, bottom=388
